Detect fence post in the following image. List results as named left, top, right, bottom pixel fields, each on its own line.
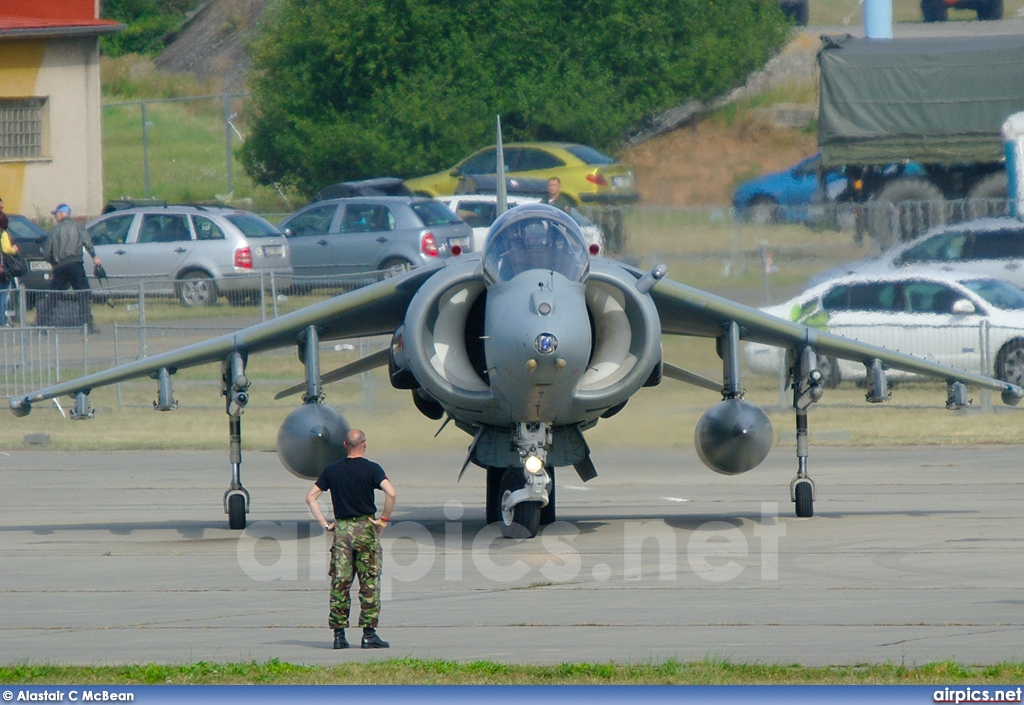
left=270, top=271, right=279, bottom=318
left=980, top=319, right=992, bottom=412
left=138, top=281, right=147, bottom=358
left=114, top=321, right=122, bottom=412
left=142, top=100, right=151, bottom=198
left=759, top=241, right=772, bottom=306
left=259, top=270, right=266, bottom=323
left=16, top=283, right=25, bottom=327
left=82, top=322, right=88, bottom=376
left=224, top=93, right=234, bottom=194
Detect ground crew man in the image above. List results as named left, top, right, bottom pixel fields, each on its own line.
left=305, top=428, right=396, bottom=649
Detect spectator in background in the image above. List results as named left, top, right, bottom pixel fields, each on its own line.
left=42, top=203, right=102, bottom=334
left=0, top=201, right=17, bottom=326
left=542, top=177, right=573, bottom=212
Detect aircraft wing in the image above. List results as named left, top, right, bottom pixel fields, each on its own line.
left=650, top=276, right=1024, bottom=398
left=10, top=263, right=442, bottom=411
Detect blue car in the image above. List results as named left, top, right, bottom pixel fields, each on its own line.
left=732, top=154, right=848, bottom=225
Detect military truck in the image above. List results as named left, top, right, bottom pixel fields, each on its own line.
left=817, top=34, right=1024, bottom=245
left=921, top=0, right=1002, bottom=21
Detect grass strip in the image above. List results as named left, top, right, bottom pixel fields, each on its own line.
left=2, top=659, right=1024, bottom=685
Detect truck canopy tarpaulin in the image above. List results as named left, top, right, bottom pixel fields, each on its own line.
left=818, top=34, right=1024, bottom=167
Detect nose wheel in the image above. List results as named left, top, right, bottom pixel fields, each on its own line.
left=499, top=468, right=541, bottom=538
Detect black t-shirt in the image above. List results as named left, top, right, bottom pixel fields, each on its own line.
left=315, top=457, right=388, bottom=520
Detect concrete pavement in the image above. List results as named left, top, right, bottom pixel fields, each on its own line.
left=1, top=445, right=1022, bottom=665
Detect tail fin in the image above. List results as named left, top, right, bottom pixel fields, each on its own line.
left=495, top=115, right=507, bottom=217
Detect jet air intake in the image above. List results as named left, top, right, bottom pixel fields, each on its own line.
left=694, top=398, right=773, bottom=475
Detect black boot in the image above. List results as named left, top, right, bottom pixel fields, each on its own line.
left=361, top=627, right=389, bottom=649
left=333, top=628, right=349, bottom=649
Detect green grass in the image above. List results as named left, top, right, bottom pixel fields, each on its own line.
left=102, top=99, right=297, bottom=212
left=2, top=658, right=1023, bottom=684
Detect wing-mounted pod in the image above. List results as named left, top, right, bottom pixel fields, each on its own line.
left=277, top=327, right=350, bottom=480
left=571, top=261, right=663, bottom=419
left=402, top=258, right=495, bottom=423
left=694, top=321, right=773, bottom=475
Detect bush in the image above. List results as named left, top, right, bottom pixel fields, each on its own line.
left=239, top=0, right=791, bottom=196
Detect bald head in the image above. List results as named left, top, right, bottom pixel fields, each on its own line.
left=344, top=428, right=367, bottom=457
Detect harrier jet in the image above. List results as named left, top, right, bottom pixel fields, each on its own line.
left=10, top=122, right=1023, bottom=538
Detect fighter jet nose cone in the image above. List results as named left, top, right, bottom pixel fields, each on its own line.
left=277, top=404, right=350, bottom=480
left=694, top=399, right=773, bottom=476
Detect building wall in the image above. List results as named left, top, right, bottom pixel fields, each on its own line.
left=0, top=36, right=104, bottom=219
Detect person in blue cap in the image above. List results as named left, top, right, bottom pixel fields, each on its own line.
left=42, top=203, right=102, bottom=333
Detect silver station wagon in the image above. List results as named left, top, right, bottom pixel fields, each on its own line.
left=278, top=196, right=472, bottom=282
left=85, top=205, right=292, bottom=306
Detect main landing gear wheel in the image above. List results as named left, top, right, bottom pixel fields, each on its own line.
left=794, top=481, right=813, bottom=518
left=486, top=466, right=503, bottom=525
left=499, top=468, right=541, bottom=539
left=227, top=493, right=247, bottom=530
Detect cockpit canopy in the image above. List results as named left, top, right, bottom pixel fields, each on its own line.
left=482, top=204, right=590, bottom=283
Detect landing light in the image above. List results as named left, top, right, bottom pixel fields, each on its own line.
left=525, top=455, right=544, bottom=474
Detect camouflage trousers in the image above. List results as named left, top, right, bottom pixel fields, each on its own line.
left=328, top=516, right=382, bottom=629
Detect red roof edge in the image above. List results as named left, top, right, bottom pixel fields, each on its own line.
left=3, top=0, right=99, bottom=22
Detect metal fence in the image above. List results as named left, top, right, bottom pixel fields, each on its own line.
left=756, top=320, right=1020, bottom=411
left=5, top=200, right=1021, bottom=410
left=101, top=93, right=263, bottom=203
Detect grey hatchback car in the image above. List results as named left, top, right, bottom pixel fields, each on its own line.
left=85, top=205, right=292, bottom=306
left=277, top=196, right=472, bottom=281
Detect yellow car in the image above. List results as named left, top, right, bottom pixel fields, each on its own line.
left=405, top=142, right=640, bottom=206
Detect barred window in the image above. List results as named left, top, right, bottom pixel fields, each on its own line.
left=0, top=98, right=46, bottom=160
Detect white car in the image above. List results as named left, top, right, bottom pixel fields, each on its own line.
left=809, top=216, right=1024, bottom=289
left=745, top=269, right=1024, bottom=386
left=438, top=195, right=604, bottom=253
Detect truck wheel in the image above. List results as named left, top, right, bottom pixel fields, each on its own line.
left=967, top=172, right=1008, bottom=219
left=977, top=0, right=1003, bottom=19
left=921, top=0, right=948, bottom=20
left=869, top=178, right=945, bottom=248
left=743, top=196, right=778, bottom=226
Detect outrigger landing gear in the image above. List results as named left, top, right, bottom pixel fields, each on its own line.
left=791, top=409, right=815, bottom=518
left=222, top=351, right=251, bottom=530
left=790, top=347, right=823, bottom=518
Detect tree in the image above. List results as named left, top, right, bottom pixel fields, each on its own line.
left=240, top=0, right=790, bottom=196
left=100, top=0, right=201, bottom=56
